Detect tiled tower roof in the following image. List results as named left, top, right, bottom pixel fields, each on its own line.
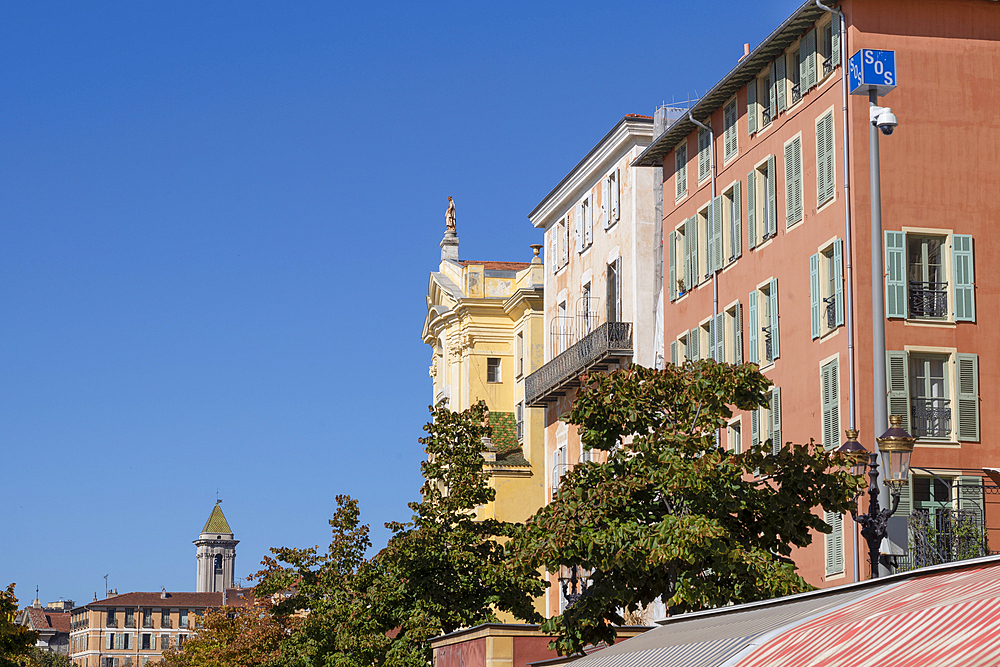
left=202, top=501, right=232, bottom=534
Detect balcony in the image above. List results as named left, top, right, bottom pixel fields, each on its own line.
left=526, top=320, right=633, bottom=408
left=823, top=296, right=837, bottom=331
left=909, top=281, right=947, bottom=318
left=911, top=397, right=951, bottom=438
left=895, top=508, right=986, bottom=573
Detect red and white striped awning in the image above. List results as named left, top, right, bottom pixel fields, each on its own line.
left=734, top=563, right=1000, bottom=667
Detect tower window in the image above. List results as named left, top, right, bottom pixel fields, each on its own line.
left=214, top=554, right=223, bottom=570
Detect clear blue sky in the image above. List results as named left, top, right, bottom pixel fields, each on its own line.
left=1, top=1, right=802, bottom=607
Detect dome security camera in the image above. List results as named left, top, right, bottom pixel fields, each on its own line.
left=872, top=107, right=898, bottom=136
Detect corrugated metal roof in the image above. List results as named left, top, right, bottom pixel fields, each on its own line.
left=568, top=587, right=873, bottom=667
left=632, top=0, right=829, bottom=168
left=735, top=561, right=1000, bottom=667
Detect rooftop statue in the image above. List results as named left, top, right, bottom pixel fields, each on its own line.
left=446, top=196, right=457, bottom=234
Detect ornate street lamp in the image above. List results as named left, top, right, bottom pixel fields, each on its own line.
left=837, top=415, right=915, bottom=578
left=559, top=565, right=589, bottom=607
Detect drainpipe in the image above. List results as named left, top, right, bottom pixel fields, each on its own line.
left=816, top=0, right=858, bottom=583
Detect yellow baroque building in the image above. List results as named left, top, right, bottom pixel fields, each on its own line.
left=421, top=221, right=546, bottom=530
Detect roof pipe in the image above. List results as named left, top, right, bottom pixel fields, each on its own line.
left=815, top=0, right=857, bottom=584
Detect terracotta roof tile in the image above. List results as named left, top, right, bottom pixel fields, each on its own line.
left=21, top=607, right=71, bottom=632
left=457, top=260, right=532, bottom=271
left=83, top=592, right=224, bottom=609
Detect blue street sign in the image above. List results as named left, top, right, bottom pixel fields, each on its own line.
left=849, top=49, right=897, bottom=96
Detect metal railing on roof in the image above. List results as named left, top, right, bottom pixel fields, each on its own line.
left=526, top=321, right=632, bottom=407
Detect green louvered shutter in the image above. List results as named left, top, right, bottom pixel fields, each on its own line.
left=575, top=203, right=584, bottom=253
left=707, top=318, right=716, bottom=361
left=767, top=155, right=777, bottom=235
left=750, top=408, right=759, bottom=451
left=785, top=137, right=803, bottom=225
left=151, top=635, right=157, bottom=650
left=676, top=145, right=687, bottom=199
left=768, top=61, right=778, bottom=121
left=821, top=360, right=840, bottom=451
left=834, top=239, right=845, bottom=326
left=953, top=234, right=975, bottom=321
left=735, top=301, right=743, bottom=364
left=771, top=386, right=782, bottom=455
left=713, top=196, right=723, bottom=271
left=108, top=634, right=114, bottom=650
left=698, top=128, right=711, bottom=182
left=684, top=217, right=694, bottom=290
left=689, top=328, right=699, bottom=361
left=830, top=18, right=841, bottom=67
left=810, top=253, right=821, bottom=339
left=715, top=312, right=725, bottom=362
left=601, top=176, right=610, bottom=228
left=670, top=340, right=677, bottom=366
left=885, top=231, right=906, bottom=318
left=956, top=353, right=979, bottom=441
left=817, top=112, right=835, bottom=205
left=825, top=511, right=844, bottom=574
left=733, top=180, right=743, bottom=258
left=747, top=77, right=757, bottom=135
left=775, top=54, right=787, bottom=113
left=668, top=230, right=676, bottom=300
left=886, top=351, right=911, bottom=433
left=748, top=291, right=758, bottom=364
left=802, top=29, right=817, bottom=90
left=690, top=215, right=699, bottom=284
left=747, top=170, right=757, bottom=249
left=958, top=475, right=985, bottom=522
left=707, top=204, right=716, bottom=275
left=769, top=278, right=780, bottom=359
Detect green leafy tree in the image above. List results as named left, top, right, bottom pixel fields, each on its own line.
left=514, top=363, right=864, bottom=655
left=251, top=494, right=372, bottom=667
left=0, top=584, right=36, bottom=667
left=360, top=400, right=545, bottom=666
left=160, top=604, right=295, bottom=667
left=26, top=648, right=78, bottom=667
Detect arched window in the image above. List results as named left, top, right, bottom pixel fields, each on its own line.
left=214, top=554, right=223, bottom=570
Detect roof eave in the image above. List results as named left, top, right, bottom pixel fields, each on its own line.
left=632, top=0, right=833, bottom=168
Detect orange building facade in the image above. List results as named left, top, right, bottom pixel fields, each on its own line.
left=635, top=0, right=999, bottom=586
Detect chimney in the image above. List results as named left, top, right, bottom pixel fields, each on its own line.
left=739, top=43, right=750, bottom=62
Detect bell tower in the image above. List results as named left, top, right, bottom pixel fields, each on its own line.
left=194, top=500, right=239, bottom=592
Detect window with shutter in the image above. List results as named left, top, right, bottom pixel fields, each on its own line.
left=715, top=312, right=725, bottom=362
left=668, top=230, right=677, bottom=301
left=730, top=180, right=742, bottom=260
left=747, top=77, right=757, bottom=135
left=775, top=54, right=787, bottom=113
left=676, top=144, right=687, bottom=200
left=611, top=168, right=620, bottom=222
left=750, top=408, right=759, bottom=451
left=886, top=350, right=910, bottom=433
left=748, top=290, right=758, bottom=364
left=956, top=353, right=979, bottom=441
left=785, top=136, right=803, bottom=226
left=817, top=111, right=836, bottom=205
left=712, top=195, right=723, bottom=271
left=909, top=353, right=949, bottom=438
left=771, top=386, right=782, bottom=455
left=670, top=340, right=677, bottom=365
left=747, top=170, right=757, bottom=249
left=724, top=99, right=738, bottom=161
left=801, top=29, right=817, bottom=91
left=884, top=230, right=906, bottom=318
left=698, top=128, right=711, bottom=182
left=830, top=18, right=841, bottom=67
left=688, top=327, right=699, bottom=361
left=734, top=301, right=743, bottom=364
left=953, top=234, right=975, bottom=321
left=601, top=176, right=610, bottom=229
left=810, top=253, right=821, bottom=339
left=706, top=319, right=715, bottom=362
left=766, top=155, right=777, bottom=236
left=768, top=64, right=777, bottom=123
left=821, top=360, right=840, bottom=452
left=825, top=511, right=844, bottom=575
left=769, top=278, right=780, bottom=360
left=833, top=240, right=845, bottom=326
left=584, top=198, right=593, bottom=247
left=575, top=204, right=584, bottom=254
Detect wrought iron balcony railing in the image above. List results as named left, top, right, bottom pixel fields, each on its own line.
left=895, top=508, right=986, bottom=573
left=762, top=108, right=771, bottom=126
left=526, top=321, right=633, bottom=407
left=823, top=55, right=833, bottom=76
left=911, top=397, right=951, bottom=438
left=791, top=83, right=801, bottom=103
left=762, top=326, right=774, bottom=364
left=908, top=281, right=948, bottom=318
left=823, top=296, right=837, bottom=331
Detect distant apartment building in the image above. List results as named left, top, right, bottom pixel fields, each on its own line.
left=15, top=597, right=73, bottom=655
left=633, top=0, right=999, bottom=585
left=422, top=214, right=547, bottom=535
left=70, top=502, right=249, bottom=666
left=525, top=114, right=657, bottom=616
